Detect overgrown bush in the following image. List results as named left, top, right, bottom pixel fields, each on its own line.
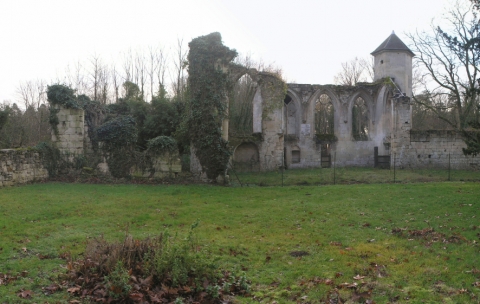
left=96, top=116, right=138, bottom=178
left=0, top=106, right=9, bottom=132
left=146, top=136, right=177, bottom=156
left=96, top=115, right=137, bottom=149
left=46, top=84, right=80, bottom=109
left=34, top=142, right=64, bottom=177
left=65, top=223, right=250, bottom=303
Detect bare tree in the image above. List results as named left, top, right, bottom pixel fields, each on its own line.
left=171, top=38, right=188, bottom=99
left=98, top=65, right=110, bottom=104
left=90, top=55, right=100, bottom=101
left=16, top=79, right=47, bottom=110
left=111, top=64, right=121, bottom=103
left=408, top=0, right=479, bottom=154
left=334, top=57, right=373, bottom=86
left=134, top=51, right=147, bottom=100
left=64, top=60, right=89, bottom=96
left=407, top=1, right=479, bottom=130
left=122, top=49, right=134, bottom=84
left=148, top=45, right=167, bottom=98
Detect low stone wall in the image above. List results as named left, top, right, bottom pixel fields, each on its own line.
left=0, top=149, right=48, bottom=187
left=125, top=154, right=182, bottom=178
left=397, top=130, right=480, bottom=169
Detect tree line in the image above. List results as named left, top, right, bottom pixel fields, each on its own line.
left=1, top=0, right=478, bottom=157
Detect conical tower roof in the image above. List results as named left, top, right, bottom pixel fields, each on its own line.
left=371, top=31, right=415, bottom=56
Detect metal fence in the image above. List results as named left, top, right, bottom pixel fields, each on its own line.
left=228, top=153, right=480, bottom=187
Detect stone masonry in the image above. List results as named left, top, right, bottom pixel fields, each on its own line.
left=51, top=107, right=85, bottom=155
left=0, top=149, right=48, bottom=187
left=230, top=32, right=479, bottom=171
left=52, top=107, right=181, bottom=177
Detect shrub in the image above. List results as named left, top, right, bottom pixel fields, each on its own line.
left=146, top=136, right=177, bottom=156
left=96, top=115, right=137, bottom=150
left=65, top=222, right=250, bottom=303
left=46, top=84, right=80, bottom=109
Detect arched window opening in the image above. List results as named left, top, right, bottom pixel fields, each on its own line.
left=284, top=95, right=297, bottom=135
left=315, top=94, right=334, bottom=137
left=352, top=97, right=369, bottom=140
left=229, top=74, right=255, bottom=137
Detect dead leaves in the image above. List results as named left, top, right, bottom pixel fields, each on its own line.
left=17, top=289, right=33, bottom=299
left=67, top=285, right=81, bottom=294
left=0, top=271, right=26, bottom=286
left=63, top=257, right=250, bottom=303
left=298, top=277, right=375, bottom=303
left=42, top=283, right=61, bottom=295
left=392, top=226, right=468, bottom=246
left=289, top=250, right=309, bottom=257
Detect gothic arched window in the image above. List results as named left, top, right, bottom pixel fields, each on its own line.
left=352, top=97, right=369, bottom=140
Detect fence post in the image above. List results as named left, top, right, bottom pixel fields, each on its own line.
left=448, top=153, right=451, bottom=181
left=393, top=153, right=396, bottom=183
left=374, top=146, right=378, bottom=168
left=333, top=152, right=336, bottom=185
left=228, top=161, right=242, bottom=187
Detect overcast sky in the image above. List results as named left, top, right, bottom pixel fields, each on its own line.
left=0, top=0, right=451, bottom=103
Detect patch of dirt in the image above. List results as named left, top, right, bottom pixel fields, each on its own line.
left=289, top=251, right=309, bottom=257
left=391, top=227, right=467, bottom=246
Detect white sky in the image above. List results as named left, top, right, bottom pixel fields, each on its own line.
left=0, top=0, right=451, bottom=103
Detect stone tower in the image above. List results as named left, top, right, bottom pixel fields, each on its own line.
left=372, top=32, right=415, bottom=167
left=371, top=31, right=414, bottom=97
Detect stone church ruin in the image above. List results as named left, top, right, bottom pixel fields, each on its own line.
left=2, top=32, right=478, bottom=187
left=221, top=32, right=480, bottom=173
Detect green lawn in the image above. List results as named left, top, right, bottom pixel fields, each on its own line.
left=0, top=182, right=479, bottom=303
left=231, top=167, right=480, bottom=186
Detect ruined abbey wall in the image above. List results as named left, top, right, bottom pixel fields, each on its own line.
left=0, top=149, right=48, bottom=187
left=230, top=32, right=480, bottom=172
left=51, top=106, right=181, bottom=177
left=52, top=107, right=85, bottom=155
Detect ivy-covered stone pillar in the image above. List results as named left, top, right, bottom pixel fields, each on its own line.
left=187, top=32, right=237, bottom=182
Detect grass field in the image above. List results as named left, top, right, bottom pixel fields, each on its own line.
left=231, top=167, right=480, bottom=187
left=0, top=181, right=479, bottom=303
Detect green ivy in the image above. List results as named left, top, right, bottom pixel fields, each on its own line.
left=34, top=141, right=63, bottom=177
left=147, top=136, right=177, bottom=156
left=96, top=115, right=137, bottom=178
left=260, top=74, right=287, bottom=119
left=78, top=94, right=106, bottom=153
left=96, top=116, right=137, bottom=151
left=0, top=107, right=9, bottom=132
left=187, top=32, right=237, bottom=180
left=48, top=107, right=60, bottom=137
left=46, top=84, right=81, bottom=109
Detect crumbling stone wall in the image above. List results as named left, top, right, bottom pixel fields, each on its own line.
left=395, top=130, right=480, bottom=169
left=131, top=155, right=182, bottom=178
left=0, top=149, right=48, bottom=187
left=51, top=106, right=181, bottom=177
